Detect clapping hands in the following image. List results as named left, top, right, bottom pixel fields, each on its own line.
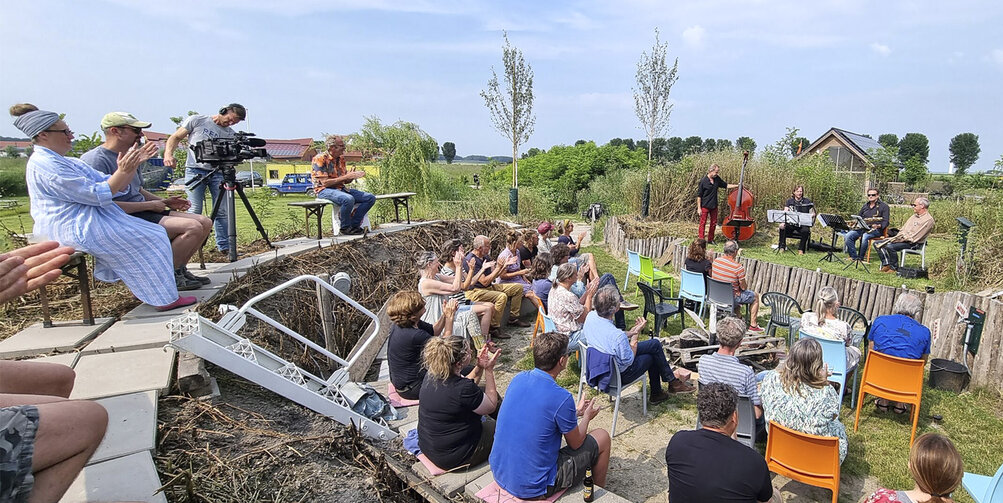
left=576, top=396, right=601, bottom=420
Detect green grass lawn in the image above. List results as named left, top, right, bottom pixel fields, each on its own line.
left=579, top=244, right=1003, bottom=500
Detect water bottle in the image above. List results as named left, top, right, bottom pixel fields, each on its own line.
left=583, top=468, right=594, bottom=502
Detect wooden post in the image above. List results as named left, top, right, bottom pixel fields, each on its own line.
left=316, top=272, right=337, bottom=366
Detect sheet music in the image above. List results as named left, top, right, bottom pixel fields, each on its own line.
left=767, top=209, right=813, bottom=226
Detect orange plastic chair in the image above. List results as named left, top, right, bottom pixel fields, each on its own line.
left=853, top=350, right=926, bottom=445
left=530, top=294, right=547, bottom=347
left=765, top=421, right=841, bottom=503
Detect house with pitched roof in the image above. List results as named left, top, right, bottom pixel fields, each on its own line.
left=795, top=127, right=886, bottom=173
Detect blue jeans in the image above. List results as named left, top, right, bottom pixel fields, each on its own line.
left=844, top=228, right=882, bottom=260
left=619, top=339, right=677, bottom=394
left=185, top=167, right=228, bottom=251
left=317, top=187, right=376, bottom=229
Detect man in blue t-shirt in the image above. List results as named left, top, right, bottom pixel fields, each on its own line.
left=82, top=112, right=212, bottom=291
left=489, top=331, right=611, bottom=499
left=868, top=292, right=931, bottom=361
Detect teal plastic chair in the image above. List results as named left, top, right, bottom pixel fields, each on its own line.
left=638, top=253, right=674, bottom=296
left=801, top=331, right=851, bottom=406
left=624, top=249, right=641, bottom=291
left=963, top=463, right=1003, bottom=503
left=679, top=269, right=707, bottom=318
left=542, top=313, right=557, bottom=333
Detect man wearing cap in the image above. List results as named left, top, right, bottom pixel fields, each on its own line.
left=163, top=104, right=246, bottom=253
left=82, top=112, right=212, bottom=291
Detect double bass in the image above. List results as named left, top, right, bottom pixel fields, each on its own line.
left=721, top=151, right=756, bottom=242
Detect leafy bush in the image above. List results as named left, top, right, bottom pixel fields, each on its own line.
left=0, top=158, right=27, bottom=197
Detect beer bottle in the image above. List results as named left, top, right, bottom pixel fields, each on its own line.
left=583, top=467, right=594, bottom=502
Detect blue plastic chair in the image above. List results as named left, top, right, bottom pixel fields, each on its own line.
left=624, top=249, right=641, bottom=291
left=679, top=269, right=707, bottom=318
left=801, top=331, right=850, bottom=406
left=963, top=463, right=1003, bottom=503
left=542, top=313, right=557, bottom=333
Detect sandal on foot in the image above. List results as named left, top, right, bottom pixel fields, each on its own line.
left=892, top=405, right=908, bottom=414
left=875, top=401, right=890, bottom=413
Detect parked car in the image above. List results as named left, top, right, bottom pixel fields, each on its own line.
left=268, top=173, right=315, bottom=195
left=235, top=170, right=263, bottom=188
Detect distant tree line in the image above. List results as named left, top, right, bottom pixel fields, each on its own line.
left=516, top=135, right=761, bottom=164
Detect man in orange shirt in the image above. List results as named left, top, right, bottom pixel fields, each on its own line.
left=710, top=240, right=763, bottom=332
left=312, top=135, right=375, bottom=235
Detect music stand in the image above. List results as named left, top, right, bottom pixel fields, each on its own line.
left=817, top=214, right=849, bottom=264
left=767, top=209, right=799, bottom=255
left=843, top=215, right=872, bottom=273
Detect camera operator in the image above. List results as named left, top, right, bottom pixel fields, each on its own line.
left=164, top=104, right=246, bottom=254
left=81, top=112, right=212, bottom=291
left=312, top=135, right=375, bottom=235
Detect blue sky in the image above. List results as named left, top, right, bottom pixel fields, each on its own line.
left=1, top=0, right=1000, bottom=172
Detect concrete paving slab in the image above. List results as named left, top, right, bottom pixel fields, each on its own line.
left=463, top=471, right=628, bottom=502
left=90, top=390, right=157, bottom=464
left=82, top=316, right=176, bottom=354
left=0, top=318, right=114, bottom=359
left=31, top=347, right=176, bottom=400
left=413, top=460, right=491, bottom=497
left=213, top=254, right=270, bottom=274
left=122, top=289, right=219, bottom=320
left=61, top=450, right=167, bottom=503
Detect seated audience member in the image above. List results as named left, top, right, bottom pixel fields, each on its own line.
left=12, top=103, right=194, bottom=311
left=496, top=230, right=532, bottom=293
left=311, top=135, right=376, bottom=235
left=711, top=240, right=764, bottom=332
left=800, top=286, right=860, bottom=370
left=584, top=286, right=694, bottom=402
left=868, top=292, right=930, bottom=413
left=697, top=316, right=765, bottom=437
left=684, top=238, right=713, bottom=277
left=865, top=433, right=963, bottom=503
left=418, top=336, right=500, bottom=471
left=417, top=250, right=493, bottom=342
left=877, top=197, right=934, bottom=273
left=666, top=383, right=775, bottom=503
left=490, top=331, right=611, bottom=499
left=537, top=221, right=555, bottom=254
left=548, top=263, right=599, bottom=353
left=760, top=338, right=848, bottom=462
left=81, top=112, right=212, bottom=291
left=386, top=291, right=457, bottom=400
left=550, top=243, right=630, bottom=326
left=518, top=228, right=538, bottom=269
left=845, top=187, right=889, bottom=261
left=529, top=253, right=554, bottom=307
left=0, top=241, right=73, bottom=304
left=556, top=219, right=584, bottom=257
left=462, top=235, right=530, bottom=331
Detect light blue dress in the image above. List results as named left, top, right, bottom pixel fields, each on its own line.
left=26, top=146, right=178, bottom=306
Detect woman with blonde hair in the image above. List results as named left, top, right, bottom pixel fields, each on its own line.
left=386, top=290, right=457, bottom=400
left=800, top=286, right=860, bottom=369
left=417, top=336, right=500, bottom=470
left=760, top=337, right=848, bottom=462
left=865, top=433, right=964, bottom=503
left=10, top=103, right=194, bottom=311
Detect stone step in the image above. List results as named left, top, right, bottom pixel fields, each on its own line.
left=413, top=459, right=491, bottom=497
left=0, top=318, right=115, bottom=359
left=81, top=315, right=178, bottom=355
left=90, top=390, right=158, bottom=465
left=61, top=450, right=167, bottom=503
left=30, top=347, right=176, bottom=400
left=121, top=288, right=219, bottom=321
left=464, top=470, right=629, bottom=502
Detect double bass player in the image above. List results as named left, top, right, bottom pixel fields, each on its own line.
left=696, top=163, right=738, bottom=244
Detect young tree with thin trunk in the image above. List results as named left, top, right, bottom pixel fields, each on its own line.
left=481, top=31, right=535, bottom=194
left=949, top=132, right=980, bottom=175
left=633, top=29, right=679, bottom=216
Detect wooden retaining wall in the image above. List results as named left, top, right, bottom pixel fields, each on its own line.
left=603, top=215, right=1003, bottom=392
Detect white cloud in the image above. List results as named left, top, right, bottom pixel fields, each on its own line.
left=870, top=42, right=892, bottom=56
left=682, top=25, right=706, bottom=47
left=992, top=49, right=1003, bottom=68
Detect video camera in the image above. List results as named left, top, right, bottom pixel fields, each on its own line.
left=191, top=131, right=268, bottom=165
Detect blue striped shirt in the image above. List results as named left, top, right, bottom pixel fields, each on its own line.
left=26, top=146, right=178, bottom=306
left=697, top=352, right=761, bottom=406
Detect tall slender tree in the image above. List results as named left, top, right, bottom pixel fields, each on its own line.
left=481, top=31, right=535, bottom=214
left=948, top=132, right=980, bottom=175
left=633, top=28, right=679, bottom=217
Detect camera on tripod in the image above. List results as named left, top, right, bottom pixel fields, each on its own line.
left=191, top=131, right=268, bottom=165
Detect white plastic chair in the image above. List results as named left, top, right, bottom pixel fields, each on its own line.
left=317, top=199, right=371, bottom=236
left=899, top=241, right=927, bottom=269
left=576, top=342, right=647, bottom=438
left=695, top=394, right=758, bottom=449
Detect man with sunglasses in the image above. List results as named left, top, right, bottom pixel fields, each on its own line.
left=877, top=197, right=934, bottom=273
left=82, top=112, right=212, bottom=291
left=844, top=188, right=890, bottom=261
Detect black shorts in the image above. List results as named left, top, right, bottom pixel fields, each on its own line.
left=543, top=433, right=599, bottom=497
left=132, top=209, right=171, bottom=224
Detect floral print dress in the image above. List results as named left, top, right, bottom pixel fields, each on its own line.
left=760, top=370, right=848, bottom=462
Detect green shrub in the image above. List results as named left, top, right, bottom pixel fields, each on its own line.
left=0, top=158, right=28, bottom=197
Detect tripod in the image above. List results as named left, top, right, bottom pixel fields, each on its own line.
left=188, top=163, right=273, bottom=262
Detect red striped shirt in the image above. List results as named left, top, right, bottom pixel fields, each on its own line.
left=711, top=256, right=745, bottom=295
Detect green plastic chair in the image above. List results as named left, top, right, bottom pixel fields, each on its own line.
left=638, top=254, right=674, bottom=296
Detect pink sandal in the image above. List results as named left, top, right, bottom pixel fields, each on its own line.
left=155, top=295, right=198, bottom=312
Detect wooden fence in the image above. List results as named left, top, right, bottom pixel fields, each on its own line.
left=603, top=215, right=1003, bottom=391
